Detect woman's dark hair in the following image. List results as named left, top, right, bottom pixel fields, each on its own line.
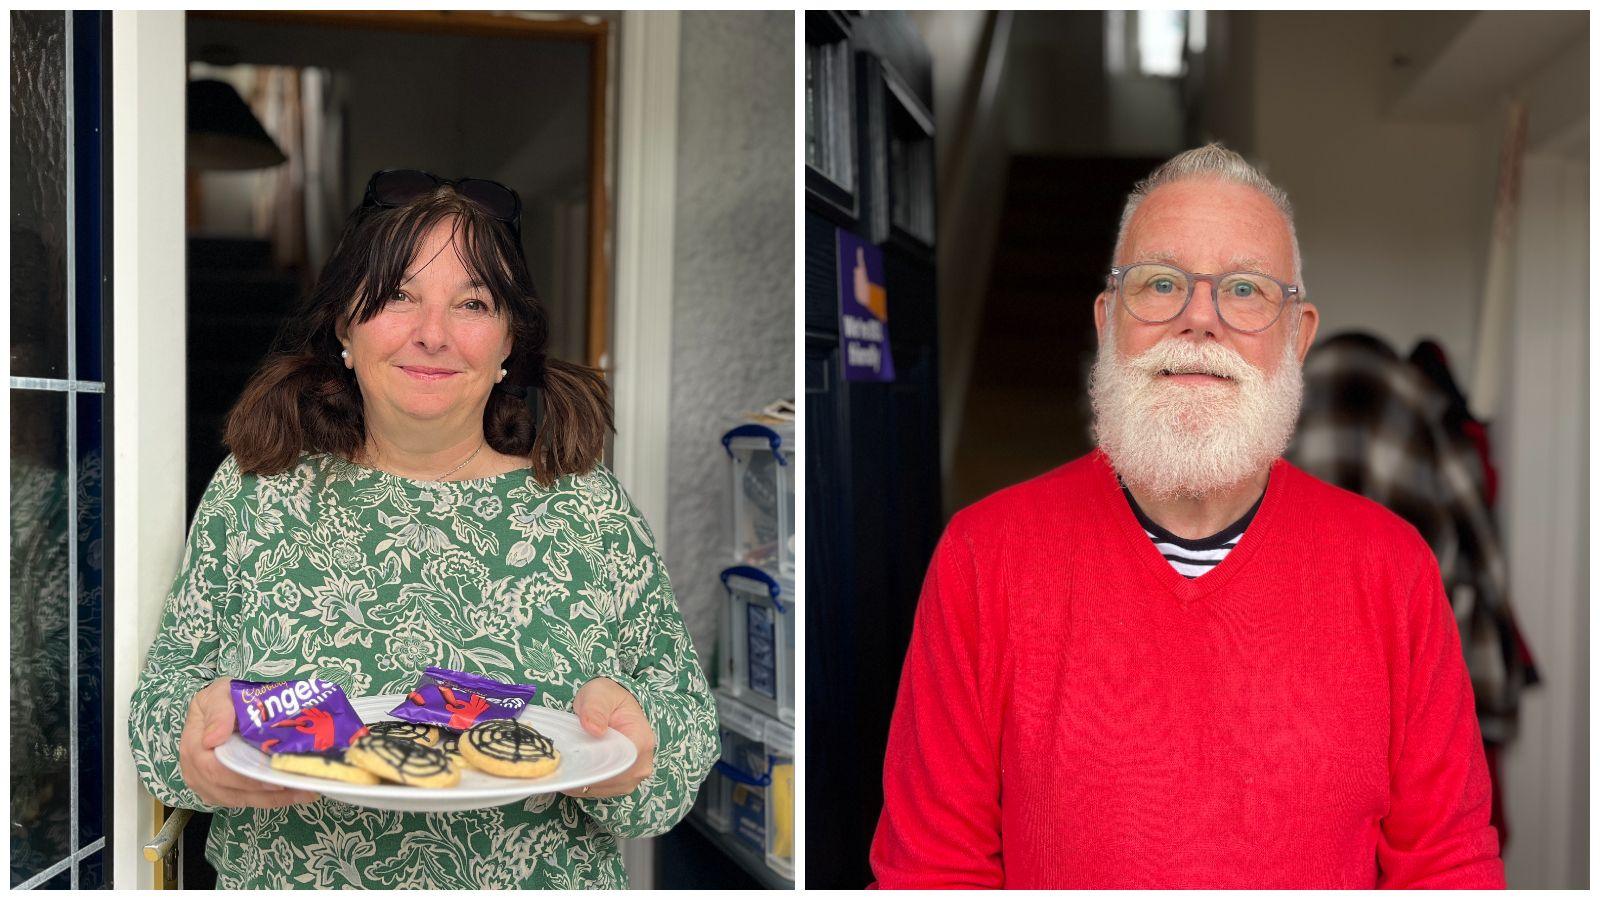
left=224, top=187, right=612, bottom=486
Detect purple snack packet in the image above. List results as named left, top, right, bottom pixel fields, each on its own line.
left=387, top=666, right=537, bottom=732
left=231, top=677, right=367, bottom=755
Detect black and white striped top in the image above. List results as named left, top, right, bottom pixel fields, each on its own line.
left=1122, top=485, right=1265, bottom=579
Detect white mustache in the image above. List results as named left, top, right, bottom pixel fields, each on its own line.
left=1125, top=338, right=1260, bottom=384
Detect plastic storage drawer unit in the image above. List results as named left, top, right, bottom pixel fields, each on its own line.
left=700, top=693, right=794, bottom=880
left=719, top=565, right=795, bottom=725
left=721, top=422, right=796, bottom=578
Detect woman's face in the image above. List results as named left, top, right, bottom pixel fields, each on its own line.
left=339, top=219, right=514, bottom=429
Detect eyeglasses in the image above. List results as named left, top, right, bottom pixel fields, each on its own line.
left=1108, top=262, right=1300, bottom=334
left=361, top=168, right=523, bottom=242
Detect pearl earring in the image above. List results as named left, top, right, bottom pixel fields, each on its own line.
left=498, top=368, right=507, bottom=382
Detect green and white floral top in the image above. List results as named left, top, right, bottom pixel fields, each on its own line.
left=127, top=453, right=718, bottom=889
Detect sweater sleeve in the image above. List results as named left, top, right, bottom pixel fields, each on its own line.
left=870, top=515, right=1004, bottom=888
left=1376, top=553, right=1505, bottom=888
left=126, top=458, right=242, bottom=814
left=578, top=471, right=720, bottom=839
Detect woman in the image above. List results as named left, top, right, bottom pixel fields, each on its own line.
left=128, top=170, right=719, bottom=889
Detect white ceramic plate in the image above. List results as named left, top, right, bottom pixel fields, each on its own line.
left=215, top=693, right=637, bottom=812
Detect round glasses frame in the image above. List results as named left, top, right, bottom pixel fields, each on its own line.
left=1108, top=263, right=1302, bottom=334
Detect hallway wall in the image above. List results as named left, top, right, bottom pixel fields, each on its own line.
left=1249, top=12, right=1491, bottom=382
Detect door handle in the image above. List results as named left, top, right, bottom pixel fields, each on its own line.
left=142, top=806, right=192, bottom=863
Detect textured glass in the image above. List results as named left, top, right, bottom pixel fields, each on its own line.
left=11, top=11, right=70, bottom=379
left=79, top=848, right=106, bottom=890
left=39, top=867, right=71, bottom=889
left=10, top=389, right=73, bottom=885
left=77, top=393, right=105, bottom=849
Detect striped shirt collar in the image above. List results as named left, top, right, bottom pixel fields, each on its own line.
left=1121, top=479, right=1267, bottom=552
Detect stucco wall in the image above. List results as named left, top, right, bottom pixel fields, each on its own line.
left=665, top=11, right=796, bottom=676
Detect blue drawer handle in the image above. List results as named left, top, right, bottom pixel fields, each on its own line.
left=721, top=565, right=785, bottom=613
left=721, top=423, right=787, bottom=465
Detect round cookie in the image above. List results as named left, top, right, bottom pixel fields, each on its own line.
left=459, top=719, right=560, bottom=779
left=365, top=720, right=443, bottom=747
left=345, top=733, right=460, bottom=787
left=270, top=751, right=381, bottom=785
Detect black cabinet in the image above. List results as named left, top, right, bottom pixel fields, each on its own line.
left=804, top=11, right=941, bottom=890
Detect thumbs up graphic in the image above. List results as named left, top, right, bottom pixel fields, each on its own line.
left=853, top=246, right=871, bottom=308
left=852, top=245, right=890, bottom=321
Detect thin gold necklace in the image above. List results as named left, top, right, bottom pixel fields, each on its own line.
left=433, top=440, right=485, bottom=482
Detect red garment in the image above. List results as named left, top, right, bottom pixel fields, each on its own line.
left=870, top=451, right=1504, bottom=889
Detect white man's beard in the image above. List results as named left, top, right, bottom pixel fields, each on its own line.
left=1088, top=327, right=1303, bottom=501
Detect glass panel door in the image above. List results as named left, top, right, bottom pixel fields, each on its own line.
left=10, top=10, right=111, bottom=890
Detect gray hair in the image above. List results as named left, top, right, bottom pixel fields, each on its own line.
left=1113, top=142, right=1304, bottom=293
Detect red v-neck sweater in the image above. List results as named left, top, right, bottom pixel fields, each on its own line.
left=870, top=451, right=1503, bottom=889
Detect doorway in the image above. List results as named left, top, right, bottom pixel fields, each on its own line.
left=174, top=11, right=612, bottom=886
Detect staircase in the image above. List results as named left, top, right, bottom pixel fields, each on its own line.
left=948, top=155, right=1160, bottom=511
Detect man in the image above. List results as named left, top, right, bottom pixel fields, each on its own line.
left=869, top=145, right=1504, bottom=889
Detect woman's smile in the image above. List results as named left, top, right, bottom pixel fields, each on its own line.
left=398, top=364, right=461, bottom=382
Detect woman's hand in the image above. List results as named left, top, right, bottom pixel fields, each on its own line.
left=564, top=677, right=656, bottom=799
left=177, top=677, right=319, bottom=809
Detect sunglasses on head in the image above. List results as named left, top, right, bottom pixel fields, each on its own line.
left=361, top=168, right=524, bottom=242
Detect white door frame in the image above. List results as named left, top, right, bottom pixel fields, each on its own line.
left=1498, top=150, right=1588, bottom=890
left=106, top=8, right=684, bottom=890
left=609, top=10, right=680, bottom=889
left=610, top=10, right=679, bottom=536
left=109, top=9, right=188, bottom=891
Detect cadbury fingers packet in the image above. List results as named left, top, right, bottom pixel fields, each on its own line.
left=386, top=666, right=537, bottom=732
left=231, top=677, right=368, bottom=755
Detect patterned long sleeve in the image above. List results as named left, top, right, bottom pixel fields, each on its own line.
left=577, top=470, right=720, bottom=839
left=126, top=457, right=243, bottom=813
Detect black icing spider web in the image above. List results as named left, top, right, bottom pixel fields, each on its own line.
left=357, top=734, right=452, bottom=777
left=466, top=720, right=556, bottom=763
left=368, top=721, right=434, bottom=742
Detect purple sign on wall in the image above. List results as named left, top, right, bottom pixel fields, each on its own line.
left=836, top=228, right=896, bottom=382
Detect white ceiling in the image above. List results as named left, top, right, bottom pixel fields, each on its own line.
left=1386, top=11, right=1589, bottom=122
